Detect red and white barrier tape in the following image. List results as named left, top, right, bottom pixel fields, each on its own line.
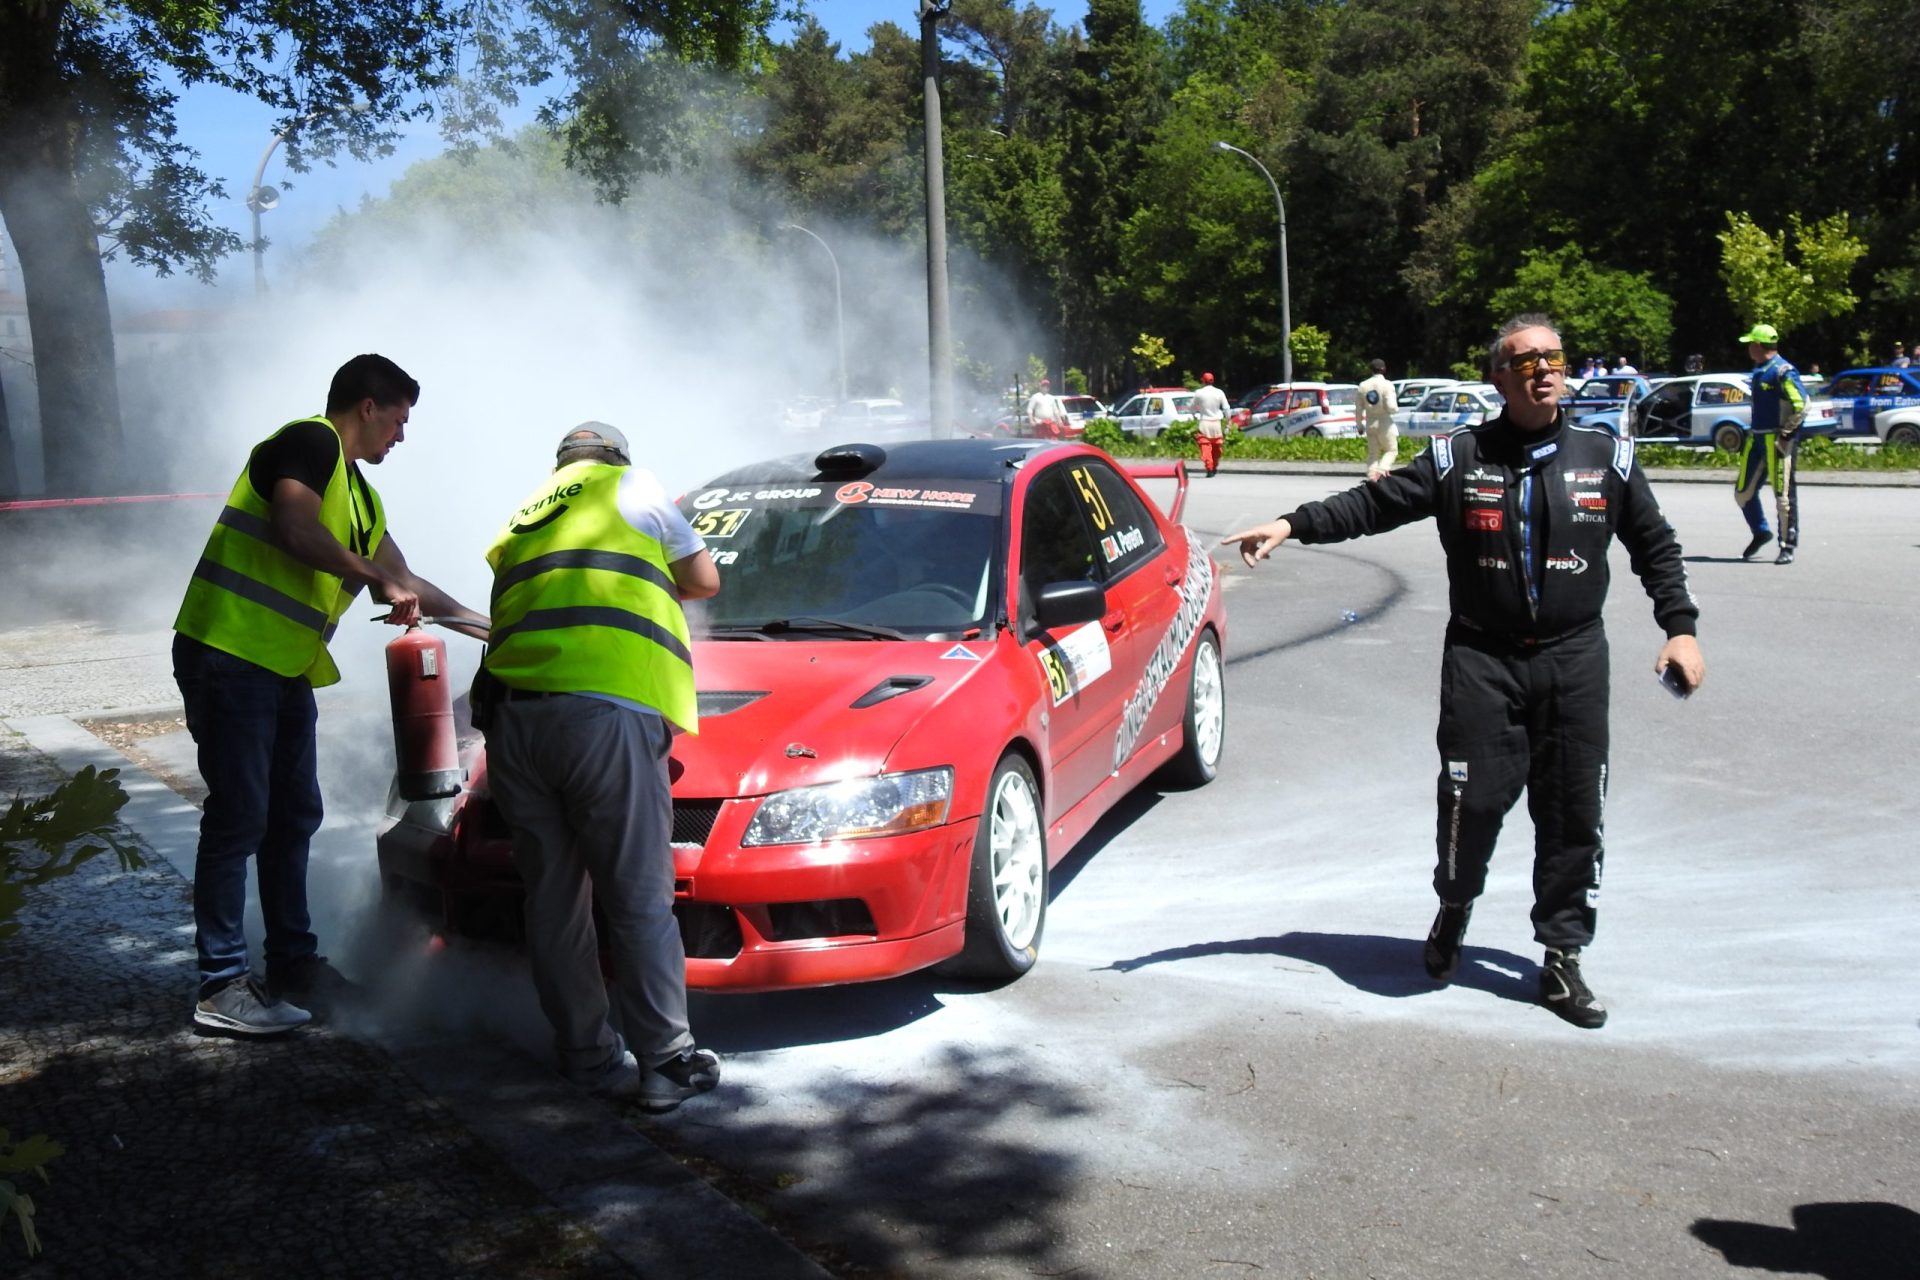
left=0, top=492, right=222, bottom=511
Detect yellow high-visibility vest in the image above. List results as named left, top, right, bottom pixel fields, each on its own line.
left=174, top=417, right=386, bottom=687
left=483, top=461, right=697, bottom=733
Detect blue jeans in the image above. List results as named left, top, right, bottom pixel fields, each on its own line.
left=173, top=634, right=324, bottom=996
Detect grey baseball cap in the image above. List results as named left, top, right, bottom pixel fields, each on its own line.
left=556, top=420, right=630, bottom=463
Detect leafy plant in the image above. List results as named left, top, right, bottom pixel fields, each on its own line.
left=2, top=764, right=141, bottom=1257
left=1718, top=211, right=1867, bottom=337
left=1288, top=324, right=1332, bottom=381
left=1132, top=333, right=1175, bottom=378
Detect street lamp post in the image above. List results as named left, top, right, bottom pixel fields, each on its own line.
left=781, top=223, right=847, bottom=404
left=1213, top=141, right=1291, bottom=388
left=919, top=0, right=954, bottom=438
left=247, top=101, right=369, bottom=296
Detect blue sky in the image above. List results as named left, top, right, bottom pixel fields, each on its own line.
left=162, top=1, right=1181, bottom=282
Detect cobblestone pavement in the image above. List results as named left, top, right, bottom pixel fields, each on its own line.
left=1, top=720, right=825, bottom=1280
left=0, top=732, right=642, bottom=1278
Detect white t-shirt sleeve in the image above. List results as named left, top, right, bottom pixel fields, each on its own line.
left=617, top=467, right=705, bottom=563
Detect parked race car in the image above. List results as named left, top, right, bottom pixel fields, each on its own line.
left=377, top=439, right=1228, bottom=991
left=1111, top=387, right=1198, bottom=437
left=1819, top=367, right=1920, bottom=446
left=1561, top=374, right=1653, bottom=422
left=1394, top=383, right=1505, bottom=436
left=995, top=394, right=1112, bottom=439
left=1599, top=374, right=1839, bottom=452
left=1233, top=382, right=1358, bottom=438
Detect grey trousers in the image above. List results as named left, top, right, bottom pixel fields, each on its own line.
left=487, top=695, right=693, bottom=1075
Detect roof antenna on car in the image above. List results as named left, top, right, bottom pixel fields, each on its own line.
left=815, top=443, right=887, bottom=474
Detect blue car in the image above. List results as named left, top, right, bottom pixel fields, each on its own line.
left=1562, top=374, right=1652, bottom=422
left=1819, top=368, right=1920, bottom=446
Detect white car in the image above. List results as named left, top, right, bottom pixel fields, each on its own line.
left=1112, top=388, right=1198, bottom=438
left=1394, top=383, right=1505, bottom=436
left=1392, top=377, right=1462, bottom=406
left=1603, top=375, right=1839, bottom=452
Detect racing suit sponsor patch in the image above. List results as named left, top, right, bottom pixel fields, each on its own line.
left=1466, top=508, right=1503, bottom=532
left=1112, top=535, right=1213, bottom=771
left=1448, top=761, right=1469, bottom=781
left=1546, top=550, right=1590, bottom=573
left=1612, top=435, right=1635, bottom=481
left=1433, top=434, right=1455, bottom=476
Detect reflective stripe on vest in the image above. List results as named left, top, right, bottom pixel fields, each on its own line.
left=173, top=417, right=387, bottom=687
left=483, top=461, right=697, bottom=732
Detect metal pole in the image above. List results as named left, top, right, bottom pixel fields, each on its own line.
left=920, top=1, right=954, bottom=438
left=1214, top=142, right=1291, bottom=388
left=246, top=128, right=293, bottom=297
left=781, top=224, right=847, bottom=403
left=246, top=101, right=369, bottom=296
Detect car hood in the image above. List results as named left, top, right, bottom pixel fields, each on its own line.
left=674, top=636, right=995, bottom=798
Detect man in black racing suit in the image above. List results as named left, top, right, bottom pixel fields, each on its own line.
left=1224, top=314, right=1706, bottom=1028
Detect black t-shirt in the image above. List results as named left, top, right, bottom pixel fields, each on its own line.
left=248, top=419, right=340, bottom=502
left=246, top=419, right=378, bottom=557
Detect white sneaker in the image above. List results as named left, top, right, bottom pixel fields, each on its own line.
left=193, top=976, right=312, bottom=1036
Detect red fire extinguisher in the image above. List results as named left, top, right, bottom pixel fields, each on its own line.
left=387, top=625, right=461, bottom=800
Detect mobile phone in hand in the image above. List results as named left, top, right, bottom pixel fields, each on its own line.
left=1657, top=664, right=1690, bottom=700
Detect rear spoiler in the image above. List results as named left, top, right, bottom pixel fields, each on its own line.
left=1120, top=459, right=1190, bottom=523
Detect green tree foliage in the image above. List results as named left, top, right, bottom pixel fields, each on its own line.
left=0, top=1, right=775, bottom=495
left=1489, top=244, right=1675, bottom=369
left=1288, top=323, right=1332, bottom=382
left=1060, top=0, right=1165, bottom=388
left=1718, top=211, right=1868, bottom=337
left=1131, top=332, right=1175, bottom=377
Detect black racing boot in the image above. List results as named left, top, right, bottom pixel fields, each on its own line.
left=1539, top=947, right=1608, bottom=1028
left=1740, top=529, right=1773, bottom=560
left=1422, top=901, right=1473, bottom=982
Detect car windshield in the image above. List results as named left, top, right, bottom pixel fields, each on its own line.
left=678, top=479, right=1004, bottom=638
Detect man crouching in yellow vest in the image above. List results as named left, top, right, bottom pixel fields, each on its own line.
left=174, top=353, right=488, bottom=1037
left=482, top=421, right=722, bottom=1112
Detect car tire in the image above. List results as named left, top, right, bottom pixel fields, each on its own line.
left=1160, top=628, right=1224, bottom=788
left=1886, top=423, right=1920, bottom=448
left=946, top=753, right=1048, bottom=981
left=1712, top=422, right=1744, bottom=454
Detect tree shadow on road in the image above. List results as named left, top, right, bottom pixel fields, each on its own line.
left=647, top=1042, right=1091, bottom=1279
left=692, top=978, right=949, bottom=1054
left=1099, top=930, right=1539, bottom=1006
left=1691, top=1202, right=1920, bottom=1280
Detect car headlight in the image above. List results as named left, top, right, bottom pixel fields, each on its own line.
left=742, top=767, right=954, bottom=846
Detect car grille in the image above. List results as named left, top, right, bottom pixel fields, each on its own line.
left=672, top=800, right=721, bottom=848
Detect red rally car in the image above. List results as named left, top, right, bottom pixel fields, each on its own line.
left=376, top=437, right=1228, bottom=990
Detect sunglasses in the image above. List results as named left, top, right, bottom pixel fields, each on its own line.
left=1498, top=349, right=1567, bottom=376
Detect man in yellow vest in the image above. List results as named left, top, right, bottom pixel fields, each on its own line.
left=174, top=354, right=486, bottom=1037
left=482, top=422, right=721, bottom=1110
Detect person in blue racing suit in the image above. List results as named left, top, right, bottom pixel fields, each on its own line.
left=1222, top=314, right=1706, bottom=1029
left=1734, top=323, right=1807, bottom=564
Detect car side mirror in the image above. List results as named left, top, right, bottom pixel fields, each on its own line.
left=1030, top=580, right=1105, bottom=634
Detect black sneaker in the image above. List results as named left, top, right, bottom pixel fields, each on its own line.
left=1423, top=901, right=1473, bottom=982
left=1775, top=547, right=1795, bottom=565
left=267, top=955, right=359, bottom=1006
left=638, top=1047, right=722, bottom=1113
left=1539, top=947, right=1608, bottom=1028
left=1741, top=530, right=1774, bottom=560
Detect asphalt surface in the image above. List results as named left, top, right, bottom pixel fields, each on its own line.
left=3, top=466, right=1917, bottom=1278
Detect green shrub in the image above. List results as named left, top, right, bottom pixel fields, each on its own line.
left=2, top=764, right=140, bottom=1258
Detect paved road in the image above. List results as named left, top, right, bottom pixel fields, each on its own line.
left=650, top=475, right=1920, bottom=1277
left=6, top=474, right=1917, bottom=1278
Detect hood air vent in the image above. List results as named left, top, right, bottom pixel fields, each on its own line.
left=850, top=675, right=934, bottom=709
